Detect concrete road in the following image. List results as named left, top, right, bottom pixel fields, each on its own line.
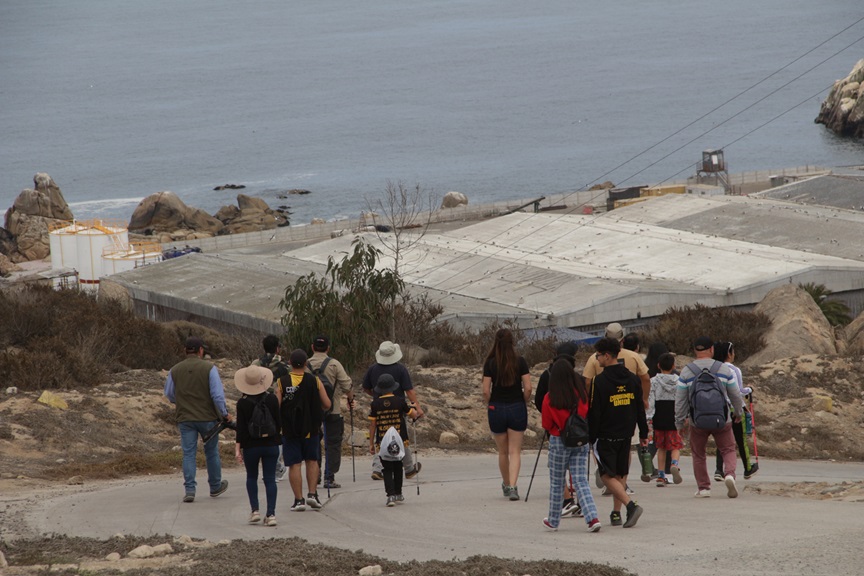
left=21, top=454, right=864, bottom=576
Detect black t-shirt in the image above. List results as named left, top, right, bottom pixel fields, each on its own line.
left=370, top=394, right=411, bottom=446
left=484, top=356, right=530, bottom=404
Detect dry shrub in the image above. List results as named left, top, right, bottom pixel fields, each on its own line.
left=641, top=303, right=770, bottom=362
left=0, top=286, right=193, bottom=390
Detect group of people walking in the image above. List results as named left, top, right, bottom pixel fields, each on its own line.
left=163, top=335, right=423, bottom=526
left=482, top=324, right=758, bottom=534
left=164, top=322, right=758, bottom=531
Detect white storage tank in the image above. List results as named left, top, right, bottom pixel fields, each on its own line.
left=102, top=241, right=163, bottom=275
left=70, top=221, right=129, bottom=290
left=48, top=221, right=85, bottom=270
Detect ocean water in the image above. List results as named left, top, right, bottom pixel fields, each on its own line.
left=1, top=0, right=863, bottom=226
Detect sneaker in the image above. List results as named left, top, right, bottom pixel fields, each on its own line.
left=276, top=467, right=287, bottom=482
left=713, top=470, right=724, bottom=482
left=623, top=504, right=643, bottom=528
left=561, top=499, right=579, bottom=516
left=724, top=475, right=738, bottom=498
left=405, top=462, right=422, bottom=479
left=306, top=493, right=322, bottom=509
left=542, top=518, right=558, bottom=531
left=183, top=493, right=195, bottom=503
left=264, top=515, right=277, bottom=527
left=508, top=486, right=520, bottom=501
left=744, top=462, right=759, bottom=480
left=248, top=511, right=261, bottom=524
left=609, top=511, right=622, bottom=526
left=656, top=476, right=669, bottom=487
left=670, top=464, right=683, bottom=485
left=625, top=485, right=635, bottom=495
left=210, top=480, right=228, bottom=498
left=386, top=495, right=396, bottom=507
left=290, top=498, right=307, bottom=512
left=395, top=494, right=405, bottom=504
left=594, top=468, right=603, bottom=489
left=323, top=479, right=341, bottom=489
left=502, top=483, right=510, bottom=497
left=600, top=485, right=611, bottom=496
left=694, top=489, right=712, bottom=498
left=573, top=503, right=583, bottom=518
left=371, top=471, right=384, bottom=481
left=587, top=518, right=602, bottom=533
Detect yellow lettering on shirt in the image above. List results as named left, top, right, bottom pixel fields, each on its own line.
left=610, top=392, right=634, bottom=406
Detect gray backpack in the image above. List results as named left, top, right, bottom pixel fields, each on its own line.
left=686, top=361, right=728, bottom=430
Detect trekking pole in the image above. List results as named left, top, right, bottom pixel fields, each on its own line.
left=412, top=417, right=420, bottom=496
left=350, top=403, right=356, bottom=482
left=524, top=431, right=548, bottom=503
left=323, top=420, right=331, bottom=499
left=750, top=399, right=759, bottom=462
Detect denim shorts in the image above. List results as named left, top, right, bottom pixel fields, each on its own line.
left=282, top=434, right=320, bottom=466
left=487, top=401, right=528, bottom=434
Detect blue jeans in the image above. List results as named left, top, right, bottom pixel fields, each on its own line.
left=179, top=421, right=222, bottom=494
left=547, top=435, right=598, bottom=528
left=243, top=445, right=279, bottom=516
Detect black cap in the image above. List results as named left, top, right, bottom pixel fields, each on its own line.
left=289, top=348, right=308, bottom=368
left=693, top=336, right=714, bottom=352
left=185, top=337, right=204, bottom=352
left=555, top=342, right=577, bottom=357
left=313, top=335, right=330, bottom=351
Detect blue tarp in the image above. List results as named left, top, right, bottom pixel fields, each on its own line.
left=521, top=327, right=602, bottom=346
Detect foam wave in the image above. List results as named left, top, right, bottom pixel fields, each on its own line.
left=68, top=197, right=144, bottom=219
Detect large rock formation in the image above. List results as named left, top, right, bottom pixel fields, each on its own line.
left=441, top=191, right=469, bottom=209
left=742, top=284, right=837, bottom=367
left=128, top=191, right=224, bottom=240
left=843, top=310, right=864, bottom=355
left=214, top=193, right=287, bottom=234
left=2, top=173, right=74, bottom=262
left=815, top=58, right=864, bottom=138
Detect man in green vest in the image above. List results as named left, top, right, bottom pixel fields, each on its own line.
left=164, top=336, right=232, bottom=503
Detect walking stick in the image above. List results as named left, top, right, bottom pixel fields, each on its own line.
left=750, top=399, right=759, bottom=462
left=323, top=420, right=331, bottom=499
left=411, top=416, right=421, bottom=496
left=350, top=403, right=356, bottom=482
left=524, top=431, right=548, bottom=503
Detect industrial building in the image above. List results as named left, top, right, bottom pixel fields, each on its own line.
left=102, top=173, right=864, bottom=337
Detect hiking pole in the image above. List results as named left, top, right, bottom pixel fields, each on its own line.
left=323, top=420, right=331, bottom=499
left=411, top=417, right=420, bottom=496
left=750, top=398, right=759, bottom=462
left=350, top=403, right=356, bottom=483
left=524, top=431, right=548, bottom=503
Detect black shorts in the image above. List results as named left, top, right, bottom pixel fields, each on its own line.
left=593, top=438, right=632, bottom=478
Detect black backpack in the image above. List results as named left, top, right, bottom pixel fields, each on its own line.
left=687, top=361, right=728, bottom=430
left=562, top=407, right=590, bottom=447
left=313, top=357, right=336, bottom=414
left=247, top=393, right=278, bottom=440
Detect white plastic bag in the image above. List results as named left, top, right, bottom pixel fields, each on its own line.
left=378, top=426, right=405, bottom=461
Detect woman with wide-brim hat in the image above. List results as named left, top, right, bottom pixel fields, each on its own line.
left=234, top=364, right=282, bottom=527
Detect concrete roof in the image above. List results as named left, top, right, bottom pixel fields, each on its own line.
left=108, top=187, right=864, bottom=333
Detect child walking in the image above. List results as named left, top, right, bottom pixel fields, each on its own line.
left=647, top=353, right=683, bottom=486
left=369, top=374, right=418, bottom=506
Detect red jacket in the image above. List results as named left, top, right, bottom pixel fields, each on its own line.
left=542, top=393, right=589, bottom=437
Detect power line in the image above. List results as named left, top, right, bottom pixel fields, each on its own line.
left=399, top=20, right=864, bottom=305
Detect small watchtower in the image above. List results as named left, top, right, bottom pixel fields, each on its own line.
left=696, top=149, right=730, bottom=192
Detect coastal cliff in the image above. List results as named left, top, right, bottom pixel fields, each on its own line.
left=815, top=58, right=864, bottom=138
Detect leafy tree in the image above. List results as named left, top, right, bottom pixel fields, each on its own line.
left=278, top=238, right=404, bottom=373
left=799, top=282, right=852, bottom=327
